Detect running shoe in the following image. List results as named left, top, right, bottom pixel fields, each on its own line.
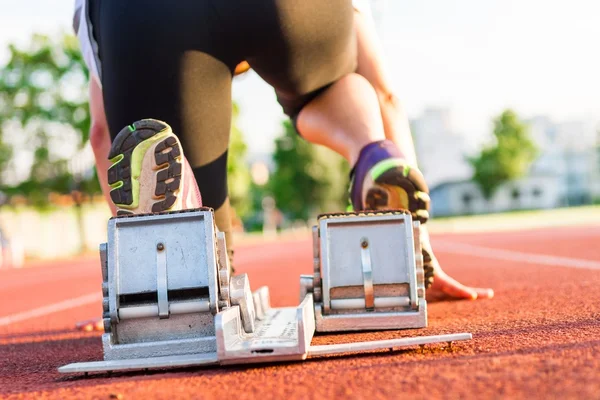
left=349, top=139, right=434, bottom=287
left=107, top=119, right=202, bottom=215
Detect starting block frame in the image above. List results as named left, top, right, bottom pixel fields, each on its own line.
left=58, top=209, right=472, bottom=374
left=302, top=211, right=427, bottom=332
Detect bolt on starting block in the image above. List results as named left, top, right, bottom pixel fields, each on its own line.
left=59, top=208, right=471, bottom=374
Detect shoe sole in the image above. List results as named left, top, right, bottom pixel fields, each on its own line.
left=365, top=161, right=430, bottom=223
left=107, top=119, right=184, bottom=215
left=365, top=161, right=434, bottom=288
left=421, top=247, right=435, bottom=289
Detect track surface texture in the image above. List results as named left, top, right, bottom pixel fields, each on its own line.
left=1, top=224, right=600, bottom=399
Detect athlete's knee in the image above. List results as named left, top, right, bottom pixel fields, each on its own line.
left=290, top=73, right=373, bottom=131
left=342, top=72, right=379, bottom=93
left=284, top=84, right=331, bottom=131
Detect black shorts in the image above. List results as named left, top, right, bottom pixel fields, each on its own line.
left=88, top=0, right=356, bottom=133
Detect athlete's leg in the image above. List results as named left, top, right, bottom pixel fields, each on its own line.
left=246, top=0, right=386, bottom=167
left=242, top=0, right=424, bottom=290
left=353, top=8, right=493, bottom=300
left=89, top=0, right=235, bottom=260
left=354, top=10, right=418, bottom=166
left=296, top=74, right=386, bottom=166
left=88, top=78, right=116, bottom=216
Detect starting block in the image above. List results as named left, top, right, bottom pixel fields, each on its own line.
left=301, top=211, right=427, bottom=332
left=59, top=208, right=471, bottom=374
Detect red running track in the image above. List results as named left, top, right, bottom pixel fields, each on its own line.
left=1, top=225, right=600, bottom=399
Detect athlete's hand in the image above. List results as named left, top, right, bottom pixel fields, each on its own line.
left=75, top=318, right=103, bottom=332
left=420, top=225, right=494, bottom=302
left=426, top=266, right=494, bottom=302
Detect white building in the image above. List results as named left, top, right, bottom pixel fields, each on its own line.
left=430, top=116, right=600, bottom=216
left=410, top=107, right=472, bottom=188
left=430, top=175, right=563, bottom=217
left=527, top=116, right=599, bottom=205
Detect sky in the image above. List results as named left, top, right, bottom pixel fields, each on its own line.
left=1, top=0, right=598, bottom=156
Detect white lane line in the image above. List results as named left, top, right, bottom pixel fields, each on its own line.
left=434, top=241, right=600, bottom=270
left=0, top=292, right=101, bottom=327
left=3, top=241, right=598, bottom=327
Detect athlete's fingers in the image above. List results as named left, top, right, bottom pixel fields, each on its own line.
left=427, top=268, right=495, bottom=301
left=94, top=319, right=104, bottom=331
left=472, top=287, right=494, bottom=299
left=435, top=272, right=478, bottom=300
left=75, top=318, right=104, bottom=332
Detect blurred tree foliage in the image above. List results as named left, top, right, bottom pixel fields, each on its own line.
left=0, top=33, right=97, bottom=207
left=227, top=102, right=252, bottom=219
left=269, top=120, right=349, bottom=221
left=0, top=33, right=251, bottom=214
left=468, top=110, right=538, bottom=199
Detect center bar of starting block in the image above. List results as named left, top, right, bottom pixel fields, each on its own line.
left=330, top=296, right=410, bottom=310
left=118, top=301, right=211, bottom=320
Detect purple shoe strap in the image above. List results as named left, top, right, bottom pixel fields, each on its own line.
left=350, top=140, right=403, bottom=209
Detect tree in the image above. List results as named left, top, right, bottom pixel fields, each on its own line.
left=0, top=33, right=99, bottom=206
left=1, top=33, right=252, bottom=225
left=468, top=110, right=538, bottom=199
left=269, top=120, right=349, bottom=221
left=227, top=102, right=252, bottom=219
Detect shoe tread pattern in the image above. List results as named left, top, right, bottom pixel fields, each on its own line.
left=107, top=119, right=181, bottom=212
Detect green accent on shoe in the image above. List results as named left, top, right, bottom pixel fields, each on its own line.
left=346, top=203, right=353, bottom=212
left=109, top=153, right=124, bottom=164
left=403, top=164, right=411, bottom=177
left=414, top=191, right=431, bottom=202
left=370, top=158, right=405, bottom=181
left=119, top=130, right=173, bottom=210
left=128, top=125, right=135, bottom=132
left=109, top=181, right=123, bottom=190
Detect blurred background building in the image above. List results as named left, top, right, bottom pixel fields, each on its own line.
left=411, top=107, right=472, bottom=189
left=427, top=112, right=600, bottom=217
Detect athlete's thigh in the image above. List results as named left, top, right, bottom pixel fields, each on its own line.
left=243, top=0, right=357, bottom=117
